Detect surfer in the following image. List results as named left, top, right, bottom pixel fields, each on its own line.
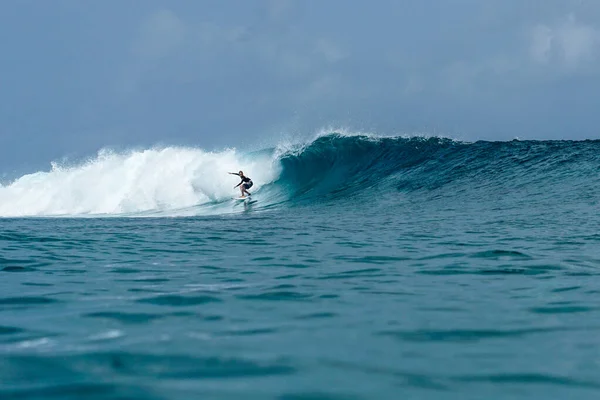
left=229, top=171, right=253, bottom=197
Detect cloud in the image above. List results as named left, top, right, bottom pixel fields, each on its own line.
left=428, top=12, right=600, bottom=93
left=132, top=9, right=187, bottom=60
left=529, top=14, right=600, bottom=70
left=266, top=0, right=295, bottom=23
left=315, top=38, right=347, bottom=64
left=530, top=25, right=554, bottom=64
left=403, top=75, right=423, bottom=95
left=123, top=5, right=349, bottom=92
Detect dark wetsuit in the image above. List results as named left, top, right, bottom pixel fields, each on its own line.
left=240, top=176, right=253, bottom=189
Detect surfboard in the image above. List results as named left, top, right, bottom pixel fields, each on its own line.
left=233, top=196, right=251, bottom=200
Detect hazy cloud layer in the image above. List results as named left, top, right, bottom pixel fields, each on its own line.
left=1, top=0, right=599, bottom=171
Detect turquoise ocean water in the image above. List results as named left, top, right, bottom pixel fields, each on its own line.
left=2, top=134, right=600, bottom=399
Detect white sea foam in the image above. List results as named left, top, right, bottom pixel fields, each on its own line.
left=0, top=146, right=280, bottom=217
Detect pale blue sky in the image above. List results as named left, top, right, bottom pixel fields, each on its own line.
left=1, top=0, right=600, bottom=172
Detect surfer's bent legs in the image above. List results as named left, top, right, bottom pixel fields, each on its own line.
left=241, top=183, right=252, bottom=197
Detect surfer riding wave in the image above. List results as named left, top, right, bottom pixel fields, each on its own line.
left=229, top=171, right=253, bottom=197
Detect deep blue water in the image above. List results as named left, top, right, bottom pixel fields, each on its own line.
left=2, top=135, right=600, bottom=399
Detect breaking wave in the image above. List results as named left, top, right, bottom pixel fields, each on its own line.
left=1, top=133, right=599, bottom=217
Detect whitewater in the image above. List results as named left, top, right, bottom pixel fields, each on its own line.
left=3, top=132, right=600, bottom=400
left=0, top=146, right=281, bottom=217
